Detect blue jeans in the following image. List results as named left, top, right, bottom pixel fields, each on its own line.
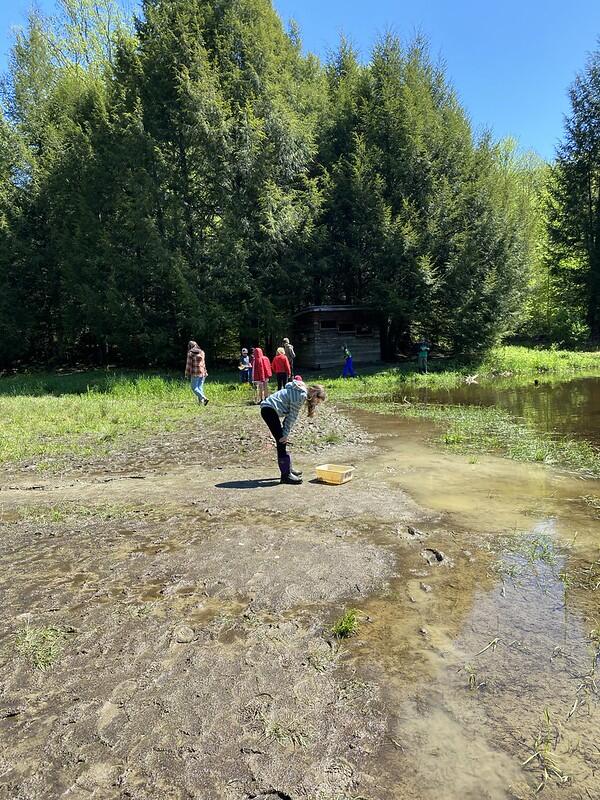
left=343, top=357, right=356, bottom=378
left=191, top=376, right=207, bottom=401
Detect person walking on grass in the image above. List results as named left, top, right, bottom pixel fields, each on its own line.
left=272, top=347, right=291, bottom=390
left=185, top=340, right=209, bottom=406
left=251, top=346, right=272, bottom=404
left=282, top=337, right=296, bottom=375
left=342, top=345, right=356, bottom=378
left=260, top=379, right=327, bottom=485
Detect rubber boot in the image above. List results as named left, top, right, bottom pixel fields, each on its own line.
left=279, top=454, right=302, bottom=484
left=287, top=456, right=303, bottom=477
left=280, top=473, right=302, bottom=484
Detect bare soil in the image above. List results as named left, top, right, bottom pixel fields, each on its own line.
left=1, top=405, right=599, bottom=799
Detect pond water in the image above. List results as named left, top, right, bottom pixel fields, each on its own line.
left=348, top=409, right=600, bottom=799
left=410, top=375, right=600, bottom=446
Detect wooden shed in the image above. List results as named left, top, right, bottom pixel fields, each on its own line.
left=293, top=306, right=381, bottom=370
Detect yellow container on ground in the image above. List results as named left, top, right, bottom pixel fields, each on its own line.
left=315, top=464, right=355, bottom=485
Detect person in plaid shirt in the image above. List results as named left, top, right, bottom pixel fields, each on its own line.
left=184, top=341, right=209, bottom=406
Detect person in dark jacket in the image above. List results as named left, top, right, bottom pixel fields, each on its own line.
left=282, top=337, right=296, bottom=375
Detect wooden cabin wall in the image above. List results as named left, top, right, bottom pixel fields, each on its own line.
left=295, top=310, right=381, bottom=369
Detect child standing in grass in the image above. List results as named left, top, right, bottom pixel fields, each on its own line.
left=272, top=347, right=291, bottom=390
left=342, top=345, right=356, bottom=378
left=417, top=341, right=430, bottom=374
left=260, top=380, right=326, bottom=485
left=184, top=341, right=209, bottom=405
left=251, top=346, right=271, bottom=404
left=239, top=347, right=252, bottom=383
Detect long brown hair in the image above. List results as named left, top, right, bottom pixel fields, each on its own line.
left=306, top=384, right=327, bottom=417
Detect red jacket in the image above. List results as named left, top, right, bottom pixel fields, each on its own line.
left=262, top=355, right=272, bottom=379
left=251, top=347, right=272, bottom=382
left=271, top=354, right=291, bottom=374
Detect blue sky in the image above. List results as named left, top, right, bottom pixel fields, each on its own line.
left=2, top=0, right=599, bottom=160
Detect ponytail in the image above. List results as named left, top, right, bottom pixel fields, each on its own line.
left=306, top=384, right=327, bottom=417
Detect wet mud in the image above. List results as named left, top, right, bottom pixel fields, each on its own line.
left=1, top=406, right=599, bottom=799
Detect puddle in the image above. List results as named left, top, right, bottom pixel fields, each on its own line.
left=344, top=410, right=600, bottom=798
left=355, top=409, right=600, bottom=548
left=411, top=374, right=600, bottom=446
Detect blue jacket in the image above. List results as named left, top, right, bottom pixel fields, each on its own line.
left=261, top=380, right=308, bottom=437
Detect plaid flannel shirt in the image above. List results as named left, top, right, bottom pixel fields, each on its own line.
left=185, top=349, right=207, bottom=378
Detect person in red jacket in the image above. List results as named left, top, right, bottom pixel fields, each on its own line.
left=251, top=346, right=272, bottom=404
left=271, top=347, right=291, bottom=390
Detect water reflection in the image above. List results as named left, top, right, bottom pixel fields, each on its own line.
left=411, top=376, right=600, bottom=446
left=351, top=410, right=600, bottom=798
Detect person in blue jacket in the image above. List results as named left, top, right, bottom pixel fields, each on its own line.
left=260, top=379, right=326, bottom=484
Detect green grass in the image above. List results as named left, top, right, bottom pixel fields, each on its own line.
left=490, top=531, right=566, bottom=588
left=365, top=401, right=600, bottom=478
left=0, top=346, right=597, bottom=470
left=480, top=345, right=599, bottom=375
left=331, top=608, right=360, bottom=639
left=303, top=345, right=600, bottom=402
left=0, top=371, right=253, bottom=466
left=15, top=625, right=68, bottom=670
left=507, top=533, right=560, bottom=567
left=523, top=709, right=571, bottom=793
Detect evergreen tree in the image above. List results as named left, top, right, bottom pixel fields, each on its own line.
left=0, top=10, right=60, bottom=363
left=0, top=1, right=545, bottom=367
left=547, top=45, right=600, bottom=340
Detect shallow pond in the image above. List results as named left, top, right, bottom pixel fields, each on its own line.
left=349, top=409, right=600, bottom=799
left=410, top=375, right=600, bottom=446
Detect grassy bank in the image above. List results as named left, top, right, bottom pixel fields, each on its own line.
left=0, top=375, right=253, bottom=466
left=1, top=346, right=598, bottom=400
left=310, top=345, right=600, bottom=401
left=0, top=346, right=598, bottom=471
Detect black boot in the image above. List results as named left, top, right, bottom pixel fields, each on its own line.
left=291, top=468, right=303, bottom=477
left=280, top=473, right=303, bottom=485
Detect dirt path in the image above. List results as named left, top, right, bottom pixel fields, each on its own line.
left=1, top=408, right=599, bottom=799
left=0, top=407, right=427, bottom=800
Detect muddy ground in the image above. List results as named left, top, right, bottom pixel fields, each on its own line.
left=1, top=404, right=599, bottom=799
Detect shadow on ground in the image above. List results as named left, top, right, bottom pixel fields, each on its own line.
left=215, top=478, right=281, bottom=489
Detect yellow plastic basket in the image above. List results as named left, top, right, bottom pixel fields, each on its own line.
left=315, top=464, right=355, bottom=485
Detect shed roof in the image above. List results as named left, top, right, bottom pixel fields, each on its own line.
left=293, top=305, right=371, bottom=317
